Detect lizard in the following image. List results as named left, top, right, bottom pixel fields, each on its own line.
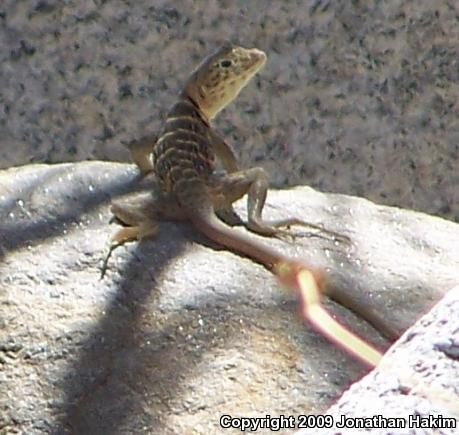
left=104, top=41, right=398, bottom=341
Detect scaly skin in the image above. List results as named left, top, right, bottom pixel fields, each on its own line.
left=106, top=42, right=398, bottom=340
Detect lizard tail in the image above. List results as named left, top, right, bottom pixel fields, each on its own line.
left=188, top=200, right=282, bottom=269
left=175, top=183, right=398, bottom=340
left=189, top=205, right=399, bottom=340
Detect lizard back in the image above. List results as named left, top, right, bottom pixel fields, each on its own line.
left=152, top=41, right=267, bottom=210
left=153, top=97, right=216, bottom=202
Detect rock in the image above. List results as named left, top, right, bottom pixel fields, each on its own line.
left=1, top=161, right=458, bottom=433
left=0, top=2, right=458, bottom=220
left=295, top=286, right=459, bottom=435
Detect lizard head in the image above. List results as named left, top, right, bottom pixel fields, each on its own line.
left=183, top=41, right=267, bottom=120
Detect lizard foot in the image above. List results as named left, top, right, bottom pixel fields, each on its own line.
left=100, top=221, right=159, bottom=279
left=247, top=218, right=350, bottom=245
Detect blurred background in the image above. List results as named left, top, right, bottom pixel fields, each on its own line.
left=0, top=0, right=457, bottom=220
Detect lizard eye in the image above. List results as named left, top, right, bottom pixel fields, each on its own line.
left=220, top=59, right=232, bottom=68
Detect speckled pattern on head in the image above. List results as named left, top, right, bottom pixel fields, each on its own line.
left=183, top=41, right=267, bottom=120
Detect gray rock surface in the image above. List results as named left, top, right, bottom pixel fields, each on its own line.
left=1, top=1, right=458, bottom=220
left=0, top=161, right=458, bottom=434
left=296, top=286, right=459, bottom=435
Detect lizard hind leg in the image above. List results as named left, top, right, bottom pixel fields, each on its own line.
left=100, top=192, right=163, bottom=278
left=100, top=219, right=159, bottom=279
left=110, top=192, right=161, bottom=247
left=209, top=167, right=349, bottom=243
left=112, top=220, right=159, bottom=245
left=243, top=168, right=349, bottom=243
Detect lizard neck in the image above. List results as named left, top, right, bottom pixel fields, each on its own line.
left=179, top=91, right=212, bottom=125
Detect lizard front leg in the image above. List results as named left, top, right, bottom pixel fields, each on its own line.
left=124, top=133, right=158, bottom=175
left=208, top=167, right=349, bottom=242
left=209, top=129, right=239, bottom=173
